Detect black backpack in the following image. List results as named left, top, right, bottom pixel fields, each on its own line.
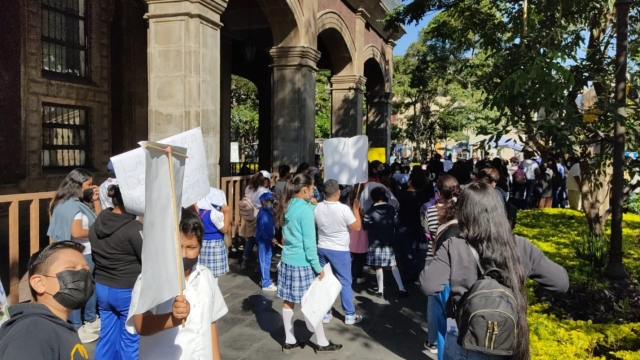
left=454, top=244, right=519, bottom=356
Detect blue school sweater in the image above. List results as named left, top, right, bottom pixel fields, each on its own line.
left=281, top=198, right=322, bottom=273
left=255, top=208, right=275, bottom=242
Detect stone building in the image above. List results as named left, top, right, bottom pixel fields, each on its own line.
left=0, top=0, right=403, bottom=191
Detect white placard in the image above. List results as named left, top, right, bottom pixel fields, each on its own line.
left=110, top=127, right=210, bottom=216
left=230, top=142, right=240, bottom=163
left=323, top=135, right=369, bottom=185
left=301, top=264, right=342, bottom=331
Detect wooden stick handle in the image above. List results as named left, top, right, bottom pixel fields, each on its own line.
left=167, top=146, right=186, bottom=328
left=146, top=143, right=188, bottom=158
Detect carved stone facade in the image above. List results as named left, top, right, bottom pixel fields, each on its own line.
left=0, top=0, right=403, bottom=192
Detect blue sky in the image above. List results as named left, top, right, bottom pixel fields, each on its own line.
left=393, top=12, right=437, bottom=55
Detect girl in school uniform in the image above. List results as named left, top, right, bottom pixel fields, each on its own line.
left=274, top=173, right=342, bottom=354
left=196, top=188, right=231, bottom=277
left=348, top=184, right=368, bottom=284
left=363, top=187, right=407, bottom=299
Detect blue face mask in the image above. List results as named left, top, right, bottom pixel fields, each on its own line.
left=265, top=205, right=273, bottom=212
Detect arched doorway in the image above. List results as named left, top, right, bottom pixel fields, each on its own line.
left=364, top=55, right=391, bottom=162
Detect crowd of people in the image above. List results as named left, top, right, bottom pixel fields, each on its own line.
left=0, top=152, right=572, bottom=360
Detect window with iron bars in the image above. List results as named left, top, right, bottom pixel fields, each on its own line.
left=42, top=103, right=91, bottom=169
left=41, top=0, right=89, bottom=80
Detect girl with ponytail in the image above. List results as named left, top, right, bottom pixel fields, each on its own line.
left=275, top=173, right=343, bottom=354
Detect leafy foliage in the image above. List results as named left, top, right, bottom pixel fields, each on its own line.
left=231, top=75, right=259, bottom=146
left=315, top=71, right=331, bottom=139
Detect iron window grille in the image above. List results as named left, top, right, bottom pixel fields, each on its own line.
left=41, top=0, right=90, bottom=80
left=42, top=103, right=91, bottom=169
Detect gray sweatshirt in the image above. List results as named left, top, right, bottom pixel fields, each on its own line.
left=420, top=235, right=569, bottom=310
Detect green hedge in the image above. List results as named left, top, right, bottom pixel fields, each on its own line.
left=517, top=209, right=640, bottom=359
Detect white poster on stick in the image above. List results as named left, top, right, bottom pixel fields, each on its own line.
left=323, top=135, right=369, bottom=185
left=110, top=127, right=210, bottom=216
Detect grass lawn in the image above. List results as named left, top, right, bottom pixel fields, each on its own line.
left=516, top=209, right=640, bottom=359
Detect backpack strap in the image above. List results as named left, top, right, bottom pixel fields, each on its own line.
left=467, top=243, right=485, bottom=274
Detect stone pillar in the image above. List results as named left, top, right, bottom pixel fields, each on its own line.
left=330, top=75, right=366, bottom=137
left=354, top=8, right=369, bottom=76
left=219, top=36, right=232, bottom=178
left=145, top=0, right=227, bottom=187
left=366, top=91, right=391, bottom=161
left=270, top=46, right=321, bottom=170
left=257, top=80, right=273, bottom=171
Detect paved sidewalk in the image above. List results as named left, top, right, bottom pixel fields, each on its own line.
left=86, top=255, right=436, bottom=359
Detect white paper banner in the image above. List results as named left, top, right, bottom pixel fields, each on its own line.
left=110, top=128, right=210, bottom=216
left=323, top=135, right=369, bottom=185
left=128, top=143, right=186, bottom=318
left=301, top=264, right=342, bottom=331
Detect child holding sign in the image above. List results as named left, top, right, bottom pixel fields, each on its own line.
left=127, top=209, right=228, bottom=360
left=274, top=173, right=342, bottom=354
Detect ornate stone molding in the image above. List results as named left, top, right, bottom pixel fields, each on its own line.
left=330, top=74, right=367, bottom=90
left=145, top=0, right=227, bottom=27
left=269, top=46, right=321, bottom=69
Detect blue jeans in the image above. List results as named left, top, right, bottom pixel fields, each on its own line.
left=445, top=332, right=508, bottom=360
left=94, top=283, right=139, bottom=360
left=427, top=296, right=439, bottom=345
left=256, top=237, right=273, bottom=287
left=69, top=254, right=97, bottom=328
left=318, top=248, right=355, bottom=315
left=243, top=237, right=257, bottom=260
left=525, top=179, right=536, bottom=208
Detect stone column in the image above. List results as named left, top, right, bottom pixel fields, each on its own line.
left=270, top=46, right=321, bottom=170
left=330, top=74, right=366, bottom=137
left=219, top=36, right=232, bottom=178
left=366, top=91, right=392, bottom=160
left=145, top=0, right=227, bottom=187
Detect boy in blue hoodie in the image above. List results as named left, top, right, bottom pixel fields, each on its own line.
left=255, top=192, right=278, bottom=291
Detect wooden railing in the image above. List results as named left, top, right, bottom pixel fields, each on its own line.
left=0, top=192, right=56, bottom=304
left=2, top=176, right=280, bottom=304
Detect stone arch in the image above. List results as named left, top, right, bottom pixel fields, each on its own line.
left=362, top=44, right=390, bottom=91
left=317, top=10, right=356, bottom=63
left=254, top=0, right=303, bottom=46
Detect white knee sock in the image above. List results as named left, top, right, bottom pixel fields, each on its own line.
left=282, top=308, right=296, bottom=344
left=376, top=268, right=384, bottom=294
left=314, top=322, right=330, bottom=347
left=392, top=267, right=406, bottom=292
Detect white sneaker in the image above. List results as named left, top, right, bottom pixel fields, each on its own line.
left=262, top=284, right=278, bottom=292
left=78, top=325, right=99, bottom=343
left=356, top=278, right=365, bottom=284
left=83, top=318, right=101, bottom=333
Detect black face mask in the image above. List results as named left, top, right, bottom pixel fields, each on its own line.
left=46, top=269, right=95, bottom=310
left=82, top=188, right=94, bottom=202
left=183, top=257, right=198, bottom=272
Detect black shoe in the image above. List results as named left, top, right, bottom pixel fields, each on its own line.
left=374, top=292, right=384, bottom=298
left=315, top=341, right=343, bottom=354
left=399, top=290, right=410, bottom=298
left=282, top=340, right=304, bottom=353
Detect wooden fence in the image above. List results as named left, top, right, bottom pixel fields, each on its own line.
left=0, top=191, right=56, bottom=304
left=1, top=175, right=280, bottom=304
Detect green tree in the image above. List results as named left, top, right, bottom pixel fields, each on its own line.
left=315, top=71, right=331, bottom=139
left=230, top=75, right=259, bottom=155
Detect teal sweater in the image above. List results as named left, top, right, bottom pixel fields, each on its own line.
left=281, top=198, right=322, bottom=273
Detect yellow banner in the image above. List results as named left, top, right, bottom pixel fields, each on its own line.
left=368, top=147, right=386, bottom=163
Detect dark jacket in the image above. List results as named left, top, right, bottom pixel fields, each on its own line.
left=420, top=235, right=569, bottom=308
left=0, top=303, right=88, bottom=360
left=363, top=203, right=398, bottom=248
left=89, top=209, right=143, bottom=288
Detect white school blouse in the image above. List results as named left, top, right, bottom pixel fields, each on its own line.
left=126, top=264, right=229, bottom=360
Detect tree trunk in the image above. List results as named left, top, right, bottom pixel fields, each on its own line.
left=580, top=159, right=612, bottom=237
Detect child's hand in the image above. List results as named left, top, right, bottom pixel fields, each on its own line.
left=221, top=205, right=230, bottom=214
left=352, top=199, right=360, bottom=212
left=318, top=269, right=325, bottom=281
left=309, top=198, right=318, bottom=205
left=272, top=238, right=278, bottom=245
left=91, top=185, right=100, bottom=202
left=172, top=295, right=190, bottom=321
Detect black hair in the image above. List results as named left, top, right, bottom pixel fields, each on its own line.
left=457, top=183, right=529, bottom=360
left=436, top=175, right=460, bottom=224
left=296, top=162, right=311, bottom=174
left=278, top=164, right=291, bottom=178
left=108, top=185, right=125, bottom=208
left=50, top=168, right=93, bottom=215
left=247, top=171, right=265, bottom=192
left=179, top=208, right=204, bottom=246
left=408, top=167, right=427, bottom=191
left=477, top=167, right=500, bottom=185
left=275, top=173, right=313, bottom=226
left=28, top=241, right=85, bottom=299
left=370, top=186, right=388, bottom=203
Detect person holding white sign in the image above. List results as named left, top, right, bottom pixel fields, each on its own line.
left=314, top=180, right=363, bottom=325
left=274, top=173, right=342, bottom=354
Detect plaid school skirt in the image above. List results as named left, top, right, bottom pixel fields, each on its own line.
left=367, top=245, right=397, bottom=267
left=277, top=262, right=316, bottom=303
left=198, top=239, right=229, bottom=278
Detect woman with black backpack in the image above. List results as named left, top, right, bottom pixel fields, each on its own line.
left=419, top=182, right=569, bottom=360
